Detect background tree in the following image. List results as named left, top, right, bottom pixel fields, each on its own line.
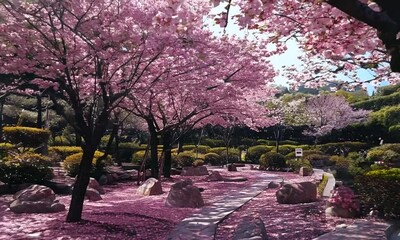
left=303, top=95, right=370, bottom=145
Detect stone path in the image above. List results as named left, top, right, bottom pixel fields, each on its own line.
left=166, top=174, right=281, bottom=240
left=313, top=219, right=390, bottom=240
left=313, top=169, right=335, bottom=197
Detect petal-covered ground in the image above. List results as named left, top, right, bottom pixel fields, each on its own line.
left=0, top=167, right=355, bottom=239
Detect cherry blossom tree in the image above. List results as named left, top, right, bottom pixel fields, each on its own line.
left=0, top=0, right=215, bottom=222
left=303, top=95, right=370, bottom=144
left=208, top=0, right=400, bottom=86
left=122, top=34, right=276, bottom=178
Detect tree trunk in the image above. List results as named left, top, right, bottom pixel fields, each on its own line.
left=148, top=123, right=159, bottom=178
left=36, top=94, right=43, bottom=129
left=66, top=145, right=96, bottom=222
left=0, top=99, right=4, bottom=140
left=75, top=132, right=82, bottom=146
left=177, top=136, right=184, bottom=153
left=162, top=131, right=172, bottom=178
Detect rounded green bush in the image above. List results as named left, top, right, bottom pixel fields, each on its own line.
left=63, top=151, right=112, bottom=177
left=286, top=159, right=312, bottom=173
left=182, top=145, right=210, bottom=154
left=259, top=152, right=285, bottom=170
left=246, top=145, right=274, bottom=163
left=176, top=151, right=195, bottom=167
left=193, top=159, right=205, bottom=167
left=48, top=146, right=83, bottom=161
left=0, top=152, right=53, bottom=184
left=204, top=152, right=222, bottom=166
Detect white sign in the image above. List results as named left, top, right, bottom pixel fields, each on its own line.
left=295, top=148, right=303, bottom=157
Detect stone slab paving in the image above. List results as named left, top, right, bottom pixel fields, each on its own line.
left=166, top=174, right=281, bottom=240
left=313, top=169, right=335, bottom=197
left=313, top=219, right=390, bottom=240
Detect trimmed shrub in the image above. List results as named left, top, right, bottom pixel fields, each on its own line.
left=355, top=168, right=400, bottom=218
left=256, top=139, right=274, bottom=146
left=193, top=159, right=205, bottom=167
left=285, top=149, right=323, bottom=160
left=3, top=126, right=50, bottom=148
left=0, top=152, right=53, bottom=184
left=317, top=142, right=368, bottom=156
left=370, top=143, right=400, bottom=153
left=330, top=155, right=353, bottom=180
left=276, top=145, right=297, bottom=156
left=182, top=145, right=210, bottom=154
left=50, top=136, right=73, bottom=146
left=246, top=145, right=274, bottom=163
left=118, top=143, right=146, bottom=162
left=63, top=151, right=112, bottom=177
left=0, top=143, right=13, bottom=159
left=280, top=140, right=301, bottom=145
left=240, top=138, right=257, bottom=147
left=286, top=159, right=312, bottom=173
left=48, top=146, right=82, bottom=161
left=176, top=151, right=195, bottom=167
left=259, top=152, right=285, bottom=170
left=204, top=153, right=222, bottom=166
left=201, top=138, right=224, bottom=147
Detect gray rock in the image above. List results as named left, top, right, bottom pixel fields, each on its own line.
left=137, top=178, right=163, bottom=196
left=223, top=177, right=248, bottom=182
left=118, top=173, right=133, bottom=181
left=89, top=178, right=105, bottom=194
left=98, top=175, right=108, bottom=185
left=14, top=184, right=56, bottom=202
left=268, top=181, right=281, bottom=189
left=10, top=185, right=65, bottom=213
left=299, top=167, right=313, bottom=176
left=181, top=166, right=209, bottom=176
left=228, top=164, right=237, bottom=172
left=325, top=206, right=357, bottom=218
left=233, top=217, right=268, bottom=240
left=165, top=179, right=204, bottom=208
left=276, top=182, right=317, bottom=204
left=85, top=188, right=102, bottom=201
left=207, top=171, right=224, bottom=182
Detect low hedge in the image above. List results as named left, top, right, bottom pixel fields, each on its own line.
left=317, top=142, right=368, bottom=156
left=182, top=145, right=210, bottom=154
left=201, top=138, right=225, bottom=147
left=49, top=146, right=83, bottom=161
left=176, top=151, right=195, bottom=167
left=355, top=168, right=400, bottom=218
left=0, top=152, right=53, bottom=184
left=0, top=143, right=13, bottom=159
left=3, top=126, right=50, bottom=148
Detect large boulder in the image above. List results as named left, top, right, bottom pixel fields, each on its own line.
left=181, top=166, right=209, bottom=176
left=165, top=179, right=204, bottom=208
left=233, top=217, right=268, bottom=240
left=85, top=188, right=102, bottom=202
left=276, top=182, right=317, bottom=204
left=299, top=167, right=313, bottom=176
left=137, top=178, right=163, bottom=196
left=9, top=185, right=65, bottom=213
left=207, top=171, right=224, bottom=182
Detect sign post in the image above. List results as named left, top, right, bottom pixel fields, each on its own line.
left=295, top=148, right=303, bottom=158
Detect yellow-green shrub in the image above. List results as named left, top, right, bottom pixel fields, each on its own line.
left=259, top=152, right=285, bottom=170
left=63, top=151, right=112, bottom=177
left=245, top=145, right=274, bottom=163
left=0, top=152, right=53, bottom=184
left=204, top=152, right=222, bottom=166
left=3, top=126, right=50, bottom=148
left=49, top=146, right=82, bottom=161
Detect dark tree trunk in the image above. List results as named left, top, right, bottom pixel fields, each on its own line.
left=0, top=99, right=4, bottom=141
left=66, top=145, right=96, bottom=222
left=148, top=122, right=159, bottom=178
left=75, top=132, right=82, bottom=147
left=36, top=94, right=43, bottom=128
left=162, top=131, right=172, bottom=178
left=177, top=136, right=184, bottom=154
